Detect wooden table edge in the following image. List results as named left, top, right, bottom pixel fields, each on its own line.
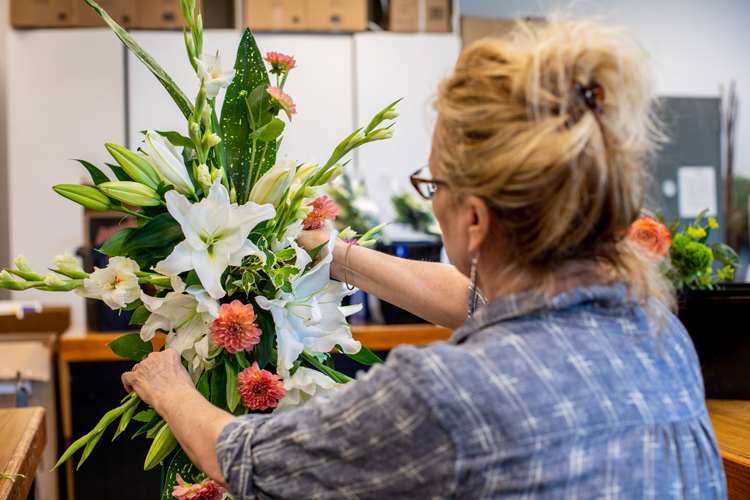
left=0, top=407, right=46, bottom=500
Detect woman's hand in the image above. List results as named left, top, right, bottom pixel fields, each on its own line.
left=297, top=226, right=334, bottom=253
left=121, top=349, right=195, bottom=409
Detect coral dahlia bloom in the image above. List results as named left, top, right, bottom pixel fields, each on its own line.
left=238, top=362, right=286, bottom=411
left=172, top=474, right=225, bottom=500
left=264, top=51, right=297, bottom=74
left=303, top=196, right=340, bottom=230
left=210, top=300, right=262, bottom=354
left=627, top=216, right=672, bottom=260
left=266, top=86, right=297, bottom=121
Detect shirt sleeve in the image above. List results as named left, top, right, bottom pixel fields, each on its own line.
left=215, top=348, right=457, bottom=500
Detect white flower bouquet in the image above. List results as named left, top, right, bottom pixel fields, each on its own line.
left=1, top=0, right=395, bottom=495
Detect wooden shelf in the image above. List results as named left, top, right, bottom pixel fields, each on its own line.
left=0, top=407, right=46, bottom=500
left=707, top=400, right=750, bottom=499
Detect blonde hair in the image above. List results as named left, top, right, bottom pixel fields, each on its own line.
left=432, top=19, right=675, bottom=310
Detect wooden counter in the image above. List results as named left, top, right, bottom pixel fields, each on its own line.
left=707, top=399, right=750, bottom=499
left=0, top=407, right=46, bottom=500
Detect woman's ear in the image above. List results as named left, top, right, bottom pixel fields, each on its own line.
left=465, top=196, right=492, bottom=255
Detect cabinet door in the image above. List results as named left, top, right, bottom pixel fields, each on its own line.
left=127, top=31, right=354, bottom=169
left=353, top=32, right=460, bottom=222
left=6, top=30, right=125, bottom=326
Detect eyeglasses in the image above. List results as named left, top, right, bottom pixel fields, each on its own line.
left=409, top=165, right=448, bottom=200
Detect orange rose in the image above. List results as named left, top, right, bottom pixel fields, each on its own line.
left=627, top=216, right=672, bottom=260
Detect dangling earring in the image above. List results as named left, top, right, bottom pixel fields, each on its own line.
left=468, top=249, right=481, bottom=315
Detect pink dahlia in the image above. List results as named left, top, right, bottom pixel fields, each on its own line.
left=264, top=51, right=297, bottom=74
left=237, top=362, right=286, bottom=411
left=210, top=300, right=262, bottom=354
left=172, top=474, right=225, bottom=500
left=266, top=86, right=297, bottom=121
left=302, top=196, right=340, bottom=230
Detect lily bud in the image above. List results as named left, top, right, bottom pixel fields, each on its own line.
left=54, top=184, right=111, bottom=211
left=15, top=255, right=34, bottom=274
left=54, top=251, right=86, bottom=277
left=98, top=181, right=162, bottom=207
left=105, top=143, right=161, bottom=190
left=44, top=273, right=66, bottom=287
left=144, top=425, right=178, bottom=471
left=141, top=131, right=196, bottom=196
left=248, top=157, right=296, bottom=208
left=195, top=164, right=212, bottom=187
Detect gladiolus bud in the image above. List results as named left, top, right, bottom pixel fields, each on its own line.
left=339, top=226, right=357, bottom=241
left=105, top=143, right=161, bottom=190
left=293, top=162, right=319, bottom=185
left=345, top=131, right=365, bottom=150
left=98, top=181, right=162, bottom=207
left=54, top=251, right=86, bottom=277
left=189, top=122, right=201, bottom=141
left=44, top=273, right=66, bottom=287
left=0, top=270, right=14, bottom=282
left=230, top=186, right=237, bottom=204
left=141, top=131, right=196, bottom=196
left=196, top=164, right=212, bottom=187
left=302, top=187, right=319, bottom=199
left=383, top=111, right=399, bottom=120
left=15, top=255, right=33, bottom=274
left=294, top=205, right=314, bottom=219
left=204, top=133, right=221, bottom=148
left=144, top=424, right=178, bottom=471
left=366, top=129, right=393, bottom=142
left=54, top=184, right=111, bottom=211
left=248, top=157, right=296, bottom=208
left=316, top=166, right=343, bottom=185
left=211, top=169, right=223, bottom=184
left=201, top=104, right=211, bottom=126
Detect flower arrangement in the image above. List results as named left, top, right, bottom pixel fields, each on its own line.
left=628, top=209, right=740, bottom=291
left=0, top=0, right=397, bottom=494
left=391, top=189, right=441, bottom=236
left=325, top=173, right=381, bottom=236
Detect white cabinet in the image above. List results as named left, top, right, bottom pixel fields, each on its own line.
left=6, top=29, right=124, bottom=325
left=352, top=32, right=460, bottom=221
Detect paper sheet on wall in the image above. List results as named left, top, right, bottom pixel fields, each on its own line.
left=678, top=166, right=718, bottom=218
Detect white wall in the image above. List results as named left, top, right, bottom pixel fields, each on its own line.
left=0, top=0, right=10, bottom=300
left=460, top=0, right=750, bottom=178
left=6, top=29, right=125, bottom=324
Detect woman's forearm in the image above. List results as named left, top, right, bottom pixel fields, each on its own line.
left=331, top=239, right=470, bottom=329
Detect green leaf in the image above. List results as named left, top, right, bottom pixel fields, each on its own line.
left=711, top=242, right=741, bottom=267
left=280, top=278, right=293, bottom=293
left=122, top=213, right=184, bottom=256
left=186, top=270, right=202, bottom=288
left=105, top=163, right=133, bottom=182
left=128, top=305, right=151, bottom=326
left=122, top=299, right=143, bottom=311
left=235, top=352, right=249, bottom=370
left=197, top=371, right=210, bottom=400
left=254, top=307, right=275, bottom=369
left=141, top=130, right=194, bottom=149
left=107, top=333, right=154, bottom=361
left=307, top=240, right=328, bottom=262
left=225, top=361, right=240, bottom=412
left=132, top=412, right=162, bottom=439
left=98, top=227, right=137, bottom=257
left=249, top=118, right=286, bottom=142
left=75, top=159, right=111, bottom=186
left=654, top=210, right=666, bottom=225
left=160, top=450, right=201, bottom=500
left=84, top=0, right=193, bottom=120
left=667, top=216, right=681, bottom=237
left=132, top=409, right=156, bottom=423
left=694, top=208, right=709, bottom=226
left=338, top=344, right=384, bottom=365
left=210, top=361, right=227, bottom=409
left=220, top=29, right=277, bottom=203
left=275, top=247, right=296, bottom=262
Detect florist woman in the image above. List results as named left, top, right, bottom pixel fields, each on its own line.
left=122, top=19, right=726, bottom=499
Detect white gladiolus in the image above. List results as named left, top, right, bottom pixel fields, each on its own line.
left=75, top=256, right=141, bottom=310
left=44, top=273, right=66, bottom=287
left=248, top=157, right=297, bottom=208
left=142, top=131, right=195, bottom=196
left=54, top=251, right=85, bottom=276
left=196, top=164, right=212, bottom=187
left=195, top=53, right=236, bottom=98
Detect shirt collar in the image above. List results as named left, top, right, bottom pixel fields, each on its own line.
left=450, top=283, right=631, bottom=344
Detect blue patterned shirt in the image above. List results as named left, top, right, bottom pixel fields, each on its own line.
left=217, top=284, right=726, bottom=499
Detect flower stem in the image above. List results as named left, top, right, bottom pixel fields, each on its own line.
left=112, top=207, right=151, bottom=220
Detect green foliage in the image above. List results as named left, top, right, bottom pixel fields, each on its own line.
left=98, top=228, right=136, bottom=257
left=391, top=189, right=440, bottom=236
left=338, top=344, right=384, bottom=365
left=325, top=173, right=380, bottom=235
left=128, top=305, right=151, bottom=326
left=76, top=159, right=112, bottom=186
left=160, top=450, right=202, bottom=500
left=107, top=333, right=154, bottom=361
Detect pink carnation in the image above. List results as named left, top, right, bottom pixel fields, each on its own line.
left=264, top=51, right=297, bottom=74
left=172, top=474, right=225, bottom=500
left=237, top=362, right=286, bottom=411
left=266, top=86, right=297, bottom=121
left=210, top=300, right=262, bottom=354
left=302, top=196, right=340, bottom=230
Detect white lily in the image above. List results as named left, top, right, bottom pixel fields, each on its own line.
left=256, top=233, right=362, bottom=377
left=183, top=335, right=218, bottom=383
left=154, top=181, right=275, bottom=299
left=75, top=256, right=141, bottom=310
left=274, top=367, right=341, bottom=413
left=270, top=220, right=304, bottom=253
left=140, top=291, right=214, bottom=362
left=195, top=53, right=236, bottom=98
left=141, top=131, right=195, bottom=196
left=248, top=157, right=296, bottom=208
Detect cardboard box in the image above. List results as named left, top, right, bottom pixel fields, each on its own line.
left=245, top=0, right=308, bottom=31
left=461, top=16, right=546, bottom=48
left=388, top=0, right=450, bottom=33
left=11, top=0, right=75, bottom=28
left=139, top=0, right=184, bottom=29
left=75, top=0, right=139, bottom=28
left=308, top=0, right=367, bottom=32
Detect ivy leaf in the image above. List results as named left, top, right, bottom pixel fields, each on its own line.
left=280, top=279, right=293, bottom=294
left=275, top=247, right=296, bottom=262
left=107, top=333, right=153, bottom=361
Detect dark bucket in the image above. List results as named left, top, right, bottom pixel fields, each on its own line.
left=678, top=283, right=750, bottom=399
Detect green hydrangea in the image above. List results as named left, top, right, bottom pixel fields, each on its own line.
left=670, top=234, right=692, bottom=257
left=681, top=242, right=713, bottom=277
